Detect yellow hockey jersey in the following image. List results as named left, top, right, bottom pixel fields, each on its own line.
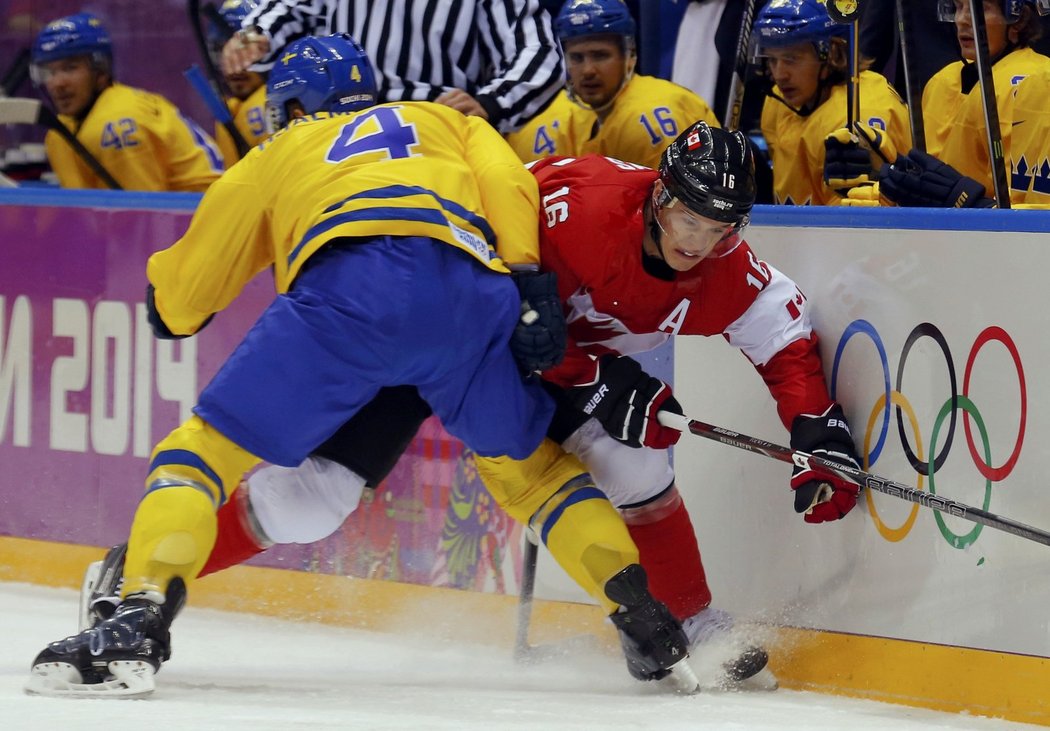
left=505, top=91, right=579, bottom=163
left=934, top=47, right=1050, bottom=197
left=760, top=70, right=911, bottom=205
left=922, top=47, right=1049, bottom=162
left=45, top=82, right=224, bottom=191
left=214, top=84, right=270, bottom=168
left=505, top=75, right=719, bottom=169
left=575, top=74, right=720, bottom=170
left=993, top=68, right=1050, bottom=206
left=148, top=103, right=540, bottom=336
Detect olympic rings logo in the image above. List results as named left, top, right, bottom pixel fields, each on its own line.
left=830, top=321, right=1027, bottom=549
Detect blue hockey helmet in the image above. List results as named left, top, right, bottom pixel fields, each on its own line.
left=207, top=0, right=258, bottom=45
left=555, top=0, right=637, bottom=111
left=753, top=0, right=848, bottom=61
left=554, top=0, right=636, bottom=42
left=659, top=121, right=756, bottom=230
left=31, top=13, right=112, bottom=71
left=936, top=0, right=1050, bottom=22
left=266, top=33, right=378, bottom=130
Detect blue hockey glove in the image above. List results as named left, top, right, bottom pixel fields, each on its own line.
left=146, top=284, right=211, bottom=340
left=789, top=403, right=862, bottom=524
left=509, top=271, right=567, bottom=372
left=879, top=149, right=994, bottom=208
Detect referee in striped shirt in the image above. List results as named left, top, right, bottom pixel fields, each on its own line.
left=222, top=0, right=564, bottom=133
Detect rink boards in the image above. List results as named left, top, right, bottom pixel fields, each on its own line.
left=0, top=191, right=1049, bottom=724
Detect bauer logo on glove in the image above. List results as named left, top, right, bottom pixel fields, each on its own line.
left=788, top=402, right=862, bottom=523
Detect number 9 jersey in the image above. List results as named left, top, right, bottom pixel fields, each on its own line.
left=148, top=101, right=541, bottom=336
left=45, top=82, right=225, bottom=191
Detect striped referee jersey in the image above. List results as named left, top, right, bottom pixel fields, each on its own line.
left=243, top=0, right=565, bottom=133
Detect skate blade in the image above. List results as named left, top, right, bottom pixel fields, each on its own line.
left=25, top=660, right=156, bottom=699
left=733, top=666, right=779, bottom=692
left=661, top=658, right=701, bottom=695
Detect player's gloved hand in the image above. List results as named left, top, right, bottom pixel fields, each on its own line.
left=789, top=403, right=862, bottom=524
left=146, top=284, right=211, bottom=340
left=879, top=149, right=993, bottom=208
left=838, top=182, right=882, bottom=206
left=509, top=270, right=567, bottom=372
left=571, top=355, right=683, bottom=449
left=823, top=123, right=896, bottom=190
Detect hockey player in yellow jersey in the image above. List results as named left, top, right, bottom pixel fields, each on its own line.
left=876, top=62, right=1050, bottom=209
left=27, top=34, right=697, bottom=698
left=207, top=0, right=270, bottom=166
left=30, top=13, right=224, bottom=191
left=505, top=0, right=719, bottom=169
left=753, top=0, right=911, bottom=206
left=923, top=0, right=1050, bottom=190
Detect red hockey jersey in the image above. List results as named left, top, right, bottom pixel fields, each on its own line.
left=530, top=155, right=832, bottom=429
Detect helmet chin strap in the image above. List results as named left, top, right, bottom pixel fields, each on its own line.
left=646, top=189, right=672, bottom=263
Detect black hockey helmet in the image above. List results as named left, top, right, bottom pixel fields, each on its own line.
left=658, top=121, right=756, bottom=230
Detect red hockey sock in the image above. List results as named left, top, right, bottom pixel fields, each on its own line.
left=625, top=489, right=711, bottom=621
left=198, top=486, right=268, bottom=578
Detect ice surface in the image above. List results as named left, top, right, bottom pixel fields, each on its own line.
left=1, top=582, right=1039, bottom=730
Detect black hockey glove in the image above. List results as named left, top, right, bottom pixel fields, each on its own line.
left=879, top=149, right=994, bottom=208
left=509, top=270, right=567, bottom=372
left=789, top=403, right=862, bottom=524
left=824, top=129, right=875, bottom=189
left=571, top=355, right=683, bottom=449
left=824, top=123, right=897, bottom=190
left=146, top=284, right=212, bottom=340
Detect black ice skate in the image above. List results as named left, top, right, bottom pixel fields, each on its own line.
left=26, top=580, right=185, bottom=698
left=79, top=543, right=127, bottom=630
left=605, top=564, right=700, bottom=694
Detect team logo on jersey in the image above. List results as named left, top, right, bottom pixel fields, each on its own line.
left=1011, top=154, right=1050, bottom=196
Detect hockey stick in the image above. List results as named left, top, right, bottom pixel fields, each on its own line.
left=187, top=0, right=251, bottom=158
left=0, top=98, right=122, bottom=189
left=722, top=0, right=757, bottom=130
left=658, top=412, right=1050, bottom=547
left=894, top=0, right=925, bottom=151
left=1, top=47, right=30, bottom=97
left=967, top=0, right=1010, bottom=208
left=513, top=531, right=540, bottom=661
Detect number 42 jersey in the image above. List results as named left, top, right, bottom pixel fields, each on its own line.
left=530, top=154, right=833, bottom=428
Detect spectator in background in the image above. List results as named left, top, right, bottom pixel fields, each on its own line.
left=30, top=12, right=223, bottom=191
left=858, top=0, right=961, bottom=108
left=753, top=0, right=911, bottom=205
left=219, top=0, right=563, bottom=134
left=919, top=0, right=1050, bottom=187
left=878, top=51, right=1050, bottom=208
left=505, top=0, right=719, bottom=169
left=208, top=0, right=269, bottom=167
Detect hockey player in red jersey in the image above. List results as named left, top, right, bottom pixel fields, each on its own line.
left=517, top=123, right=862, bottom=681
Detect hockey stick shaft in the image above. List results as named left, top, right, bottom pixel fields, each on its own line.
left=513, top=532, right=539, bottom=660
left=188, top=0, right=251, bottom=158
left=847, top=20, right=860, bottom=133
left=1, top=47, right=30, bottom=97
left=894, top=0, right=925, bottom=151
left=723, top=0, right=757, bottom=130
left=968, top=0, right=1010, bottom=208
left=658, top=412, right=1050, bottom=547
left=0, top=98, right=122, bottom=189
